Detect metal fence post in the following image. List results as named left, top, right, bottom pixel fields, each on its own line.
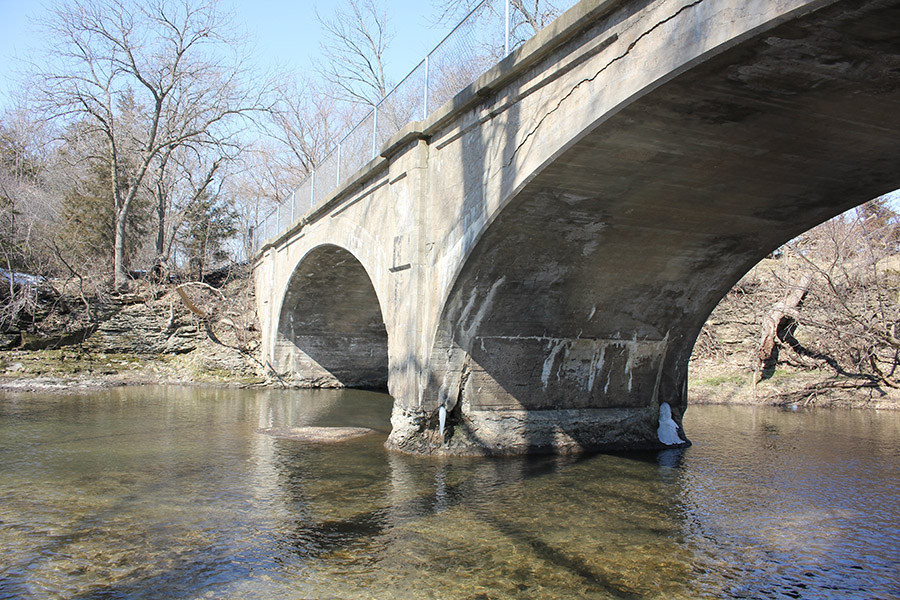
left=337, top=143, right=342, bottom=184
left=505, top=0, right=510, bottom=55
left=423, top=55, right=430, bottom=120
left=372, top=106, right=378, bottom=159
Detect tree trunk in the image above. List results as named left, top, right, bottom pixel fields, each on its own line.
left=154, top=149, right=173, bottom=262
left=156, top=182, right=166, bottom=259
left=151, top=180, right=167, bottom=283
left=756, top=272, right=813, bottom=380
left=511, top=0, right=541, bottom=30
left=113, top=207, right=129, bottom=292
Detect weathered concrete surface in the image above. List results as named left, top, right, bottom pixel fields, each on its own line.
left=256, top=0, right=900, bottom=455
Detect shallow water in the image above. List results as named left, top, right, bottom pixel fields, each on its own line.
left=1, top=387, right=898, bottom=599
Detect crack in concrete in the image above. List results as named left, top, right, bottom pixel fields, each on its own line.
left=503, top=0, right=707, bottom=172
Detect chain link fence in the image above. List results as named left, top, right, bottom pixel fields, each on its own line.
left=254, top=0, right=579, bottom=252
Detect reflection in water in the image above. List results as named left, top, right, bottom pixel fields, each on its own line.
left=0, top=388, right=898, bottom=599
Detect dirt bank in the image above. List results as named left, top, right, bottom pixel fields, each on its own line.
left=689, top=257, right=900, bottom=411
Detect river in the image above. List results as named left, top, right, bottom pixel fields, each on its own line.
left=1, top=386, right=898, bottom=599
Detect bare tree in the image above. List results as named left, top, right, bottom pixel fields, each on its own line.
left=317, top=0, right=393, bottom=107
left=268, top=78, right=347, bottom=175
left=34, top=0, right=263, bottom=291
left=146, top=141, right=228, bottom=275
left=724, top=197, right=900, bottom=395
left=0, top=101, right=58, bottom=272
left=0, top=102, right=59, bottom=333
left=432, top=0, right=566, bottom=51
left=787, top=202, right=900, bottom=387
left=225, top=140, right=293, bottom=258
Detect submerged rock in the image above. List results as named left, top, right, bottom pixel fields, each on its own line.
left=257, top=426, right=378, bottom=442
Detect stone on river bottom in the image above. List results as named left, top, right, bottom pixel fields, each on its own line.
left=257, top=426, right=378, bottom=442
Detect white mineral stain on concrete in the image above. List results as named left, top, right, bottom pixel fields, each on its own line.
left=541, top=339, right=567, bottom=391
left=587, top=345, right=606, bottom=392
left=624, top=336, right=638, bottom=393
left=457, top=277, right=505, bottom=350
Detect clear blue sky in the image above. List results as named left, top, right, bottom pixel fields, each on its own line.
left=0, top=0, right=450, bottom=111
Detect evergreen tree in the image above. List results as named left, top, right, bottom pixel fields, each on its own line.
left=0, top=120, right=44, bottom=274
left=181, top=192, right=238, bottom=280
left=61, top=159, right=150, bottom=272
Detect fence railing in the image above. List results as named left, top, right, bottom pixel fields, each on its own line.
left=254, top=0, right=578, bottom=250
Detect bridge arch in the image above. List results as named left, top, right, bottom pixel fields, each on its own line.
left=414, top=0, right=900, bottom=454
left=274, top=244, right=389, bottom=390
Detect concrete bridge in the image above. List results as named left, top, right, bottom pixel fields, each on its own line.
left=254, top=0, right=900, bottom=455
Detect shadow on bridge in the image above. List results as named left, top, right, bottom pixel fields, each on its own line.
left=275, top=244, right=389, bottom=391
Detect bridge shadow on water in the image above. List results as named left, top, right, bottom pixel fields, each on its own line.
left=268, top=437, right=688, bottom=600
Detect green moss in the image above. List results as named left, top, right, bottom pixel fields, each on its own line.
left=759, top=368, right=796, bottom=385
left=189, top=366, right=265, bottom=385
left=1, top=349, right=170, bottom=376
left=2, top=348, right=261, bottom=387
left=695, top=373, right=749, bottom=387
